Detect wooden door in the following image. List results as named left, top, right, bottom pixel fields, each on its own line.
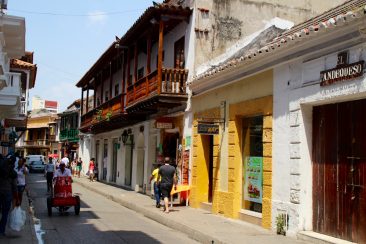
left=313, top=99, right=366, bottom=243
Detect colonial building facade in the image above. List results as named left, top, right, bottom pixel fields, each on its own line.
left=75, top=0, right=355, bottom=238
left=189, top=0, right=366, bottom=242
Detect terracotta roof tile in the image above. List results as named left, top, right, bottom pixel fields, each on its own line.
left=10, top=59, right=36, bottom=70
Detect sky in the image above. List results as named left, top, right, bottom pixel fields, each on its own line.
left=7, top=0, right=155, bottom=111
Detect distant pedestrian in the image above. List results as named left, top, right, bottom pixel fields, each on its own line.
left=55, top=159, right=60, bottom=170
left=61, top=155, right=69, bottom=167
left=158, top=157, right=177, bottom=213
left=149, top=163, right=161, bottom=208
left=89, top=158, right=95, bottom=182
left=15, top=157, right=28, bottom=206
left=71, top=159, right=77, bottom=176
left=0, top=155, right=18, bottom=236
left=76, top=157, right=83, bottom=178
left=44, top=157, right=55, bottom=193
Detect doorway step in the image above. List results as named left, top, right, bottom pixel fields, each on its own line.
left=297, top=231, right=356, bottom=244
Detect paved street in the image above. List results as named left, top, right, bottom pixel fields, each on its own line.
left=27, top=173, right=199, bottom=244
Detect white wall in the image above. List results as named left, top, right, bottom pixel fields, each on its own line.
left=273, top=43, right=366, bottom=235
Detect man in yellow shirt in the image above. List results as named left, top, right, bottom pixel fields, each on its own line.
left=149, top=163, right=161, bottom=208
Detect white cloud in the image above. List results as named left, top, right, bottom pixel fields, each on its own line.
left=87, top=11, right=108, bottom=25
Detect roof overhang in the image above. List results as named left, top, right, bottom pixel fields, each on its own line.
left=76, top=5, right=192, bottom=88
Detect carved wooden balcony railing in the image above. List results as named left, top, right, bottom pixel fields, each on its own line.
left=126, top=68, right=188, bottom=107
left=24, top=139, right=50, bottom=147
left=80, top=93, right=123, bottom=129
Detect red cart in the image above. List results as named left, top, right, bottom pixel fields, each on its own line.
left=47, top=176, right=80, bottom=216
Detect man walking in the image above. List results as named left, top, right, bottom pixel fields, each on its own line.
left=61, top=155, right=69, bottom=167
left=158, top=157, right=177, bottom=213
left=149, top=163, right=161, bottom=208
left=44, top=157, right=55, bottom=193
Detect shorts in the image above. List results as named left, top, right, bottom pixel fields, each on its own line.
left=17, top=185, right=26, bottom=193
left=76, top=166, right=81, bottom=171
left=160, top=183, right=173, bottom=199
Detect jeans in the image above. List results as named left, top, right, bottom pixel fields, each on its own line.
left=46, top=172, right=54, bottom=192
left=0, top=192, right=12, bottom=234
left=153, top=182, right=160, bottom=205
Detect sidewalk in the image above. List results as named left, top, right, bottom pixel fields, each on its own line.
left=0, top=191, right=38, bottom=244
left=74, top=177, right=308, bottom=244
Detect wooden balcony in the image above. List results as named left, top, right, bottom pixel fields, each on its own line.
left=23, top=139, right=50, bottom=148
left=80, top=94, right=124, bottom=132
left=126, top=68, right=188, bottom=114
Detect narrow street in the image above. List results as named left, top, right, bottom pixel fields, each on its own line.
left=27, top=173, right=198, bottom=244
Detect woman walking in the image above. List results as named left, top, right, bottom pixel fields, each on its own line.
left=15, top=157, right=28, bottom=206
left=88, top=158, right=95, bottom=182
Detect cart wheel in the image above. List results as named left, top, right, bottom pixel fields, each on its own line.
left=47, top=197, right=52, bottom=216
left=74, top=196, right=80, bottom=215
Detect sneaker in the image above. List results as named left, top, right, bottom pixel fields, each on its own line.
left=156, top=203, right=160, bottom=208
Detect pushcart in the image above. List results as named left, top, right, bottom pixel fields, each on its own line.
left=47, top=176, right=80, bottom=216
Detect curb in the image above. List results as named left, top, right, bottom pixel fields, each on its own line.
left=26, top=192, right=38, bottom=244
left=75, top=179, right=223, bottom=244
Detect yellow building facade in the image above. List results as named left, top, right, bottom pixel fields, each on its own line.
left=190, top=70, right=273, bottom=228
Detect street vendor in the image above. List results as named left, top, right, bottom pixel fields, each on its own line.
left=53, top=161, right=72, bottom=178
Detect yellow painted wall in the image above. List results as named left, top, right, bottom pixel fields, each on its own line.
left=191, top=70, right=273, bottom=228
left=191, top=108, right=221, bottom=208
left=228, top=96, right=273, bottom=229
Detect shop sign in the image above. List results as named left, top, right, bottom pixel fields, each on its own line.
left=185, top=136, right=191, bottom=149
left=197, top=123, right=219, bottom=135
left=156, top=122, right=173, bottom=129
left=156, top=117, right=174, bottom=129
left=244, top=157, right=263, bottom=204
left=320, top=52, right=364, bottom=86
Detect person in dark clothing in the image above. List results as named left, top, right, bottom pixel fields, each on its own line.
left=44, top=157, right=55, bottom=193
left=158, top=157, right=177, bottom=213
left=0, top=155, right=18, bottom=236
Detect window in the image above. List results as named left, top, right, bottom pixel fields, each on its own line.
left=174, top=37, right=185, bottom=69
left=137, top=67, right=144, bottom=80
left=105, top=91, right=109, bottom=102
left=242, top=115, right=263, bottom=213
left=114, top=84, right=119, bottom=97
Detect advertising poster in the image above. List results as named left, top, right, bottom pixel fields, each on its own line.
left=244, top=157, right=263, bottom=204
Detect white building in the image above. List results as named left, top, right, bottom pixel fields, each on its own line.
left=0, top=14, right=25, bottom=119
left=271, top=2, right=366, bottom=243
left=31, top=95, right=59, bottom=113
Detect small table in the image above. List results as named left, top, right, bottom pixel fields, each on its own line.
left=170, top=184, right=191, bottom=207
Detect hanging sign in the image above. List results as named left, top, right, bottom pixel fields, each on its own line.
left=320, top=52, right=364, bottom=86
left=244, top=157, right=263, bottom=204
left=197, top=123, right=219, bottom=135
left=155, top=117, right=174, bottom=129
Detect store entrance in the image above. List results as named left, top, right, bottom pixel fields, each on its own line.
left=313, top=99, right=366, bottom=243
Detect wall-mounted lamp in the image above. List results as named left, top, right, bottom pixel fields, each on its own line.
left=121, top=130, right=129, bottom=144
